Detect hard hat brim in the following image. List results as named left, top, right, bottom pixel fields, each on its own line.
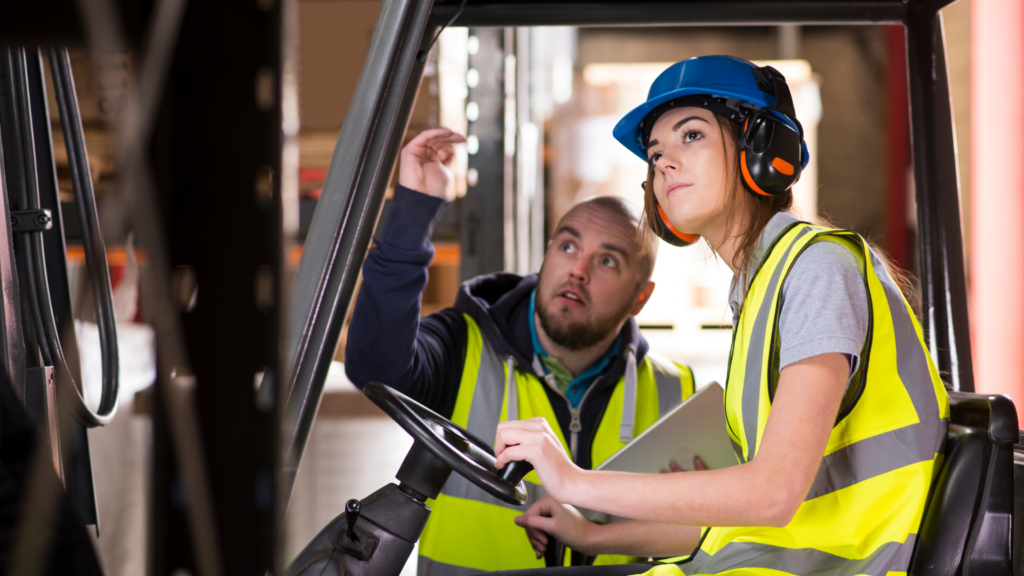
left=613, top=86, right=773, bottom=162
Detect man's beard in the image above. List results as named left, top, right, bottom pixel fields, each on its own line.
left=536, top=292, right=635, bottom=352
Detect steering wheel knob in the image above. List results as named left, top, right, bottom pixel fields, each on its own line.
left=498, top=460, right=534, bottom=485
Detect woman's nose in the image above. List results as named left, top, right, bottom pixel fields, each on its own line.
left=657, top=153, right=680, bottom=172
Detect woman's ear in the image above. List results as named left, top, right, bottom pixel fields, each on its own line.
left=631, top=282, right=656, bottom=315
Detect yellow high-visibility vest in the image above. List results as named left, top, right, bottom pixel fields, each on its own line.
left=647, top=223, right=949, bottom=576
left=418, top=313, right=695, bottom=576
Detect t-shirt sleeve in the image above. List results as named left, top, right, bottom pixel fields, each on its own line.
left=778, top=241, right=869, bottom=373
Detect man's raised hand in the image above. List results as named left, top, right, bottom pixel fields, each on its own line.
left=397, top=128, right=465, bottom=199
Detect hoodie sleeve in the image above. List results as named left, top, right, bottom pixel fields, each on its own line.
left=345, top=185, right=467, bottom=417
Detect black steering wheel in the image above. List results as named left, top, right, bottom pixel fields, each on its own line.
left=363, top=381, right=530, bottom=506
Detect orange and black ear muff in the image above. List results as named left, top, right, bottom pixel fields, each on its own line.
left=736, top=66, right=804, bottom=197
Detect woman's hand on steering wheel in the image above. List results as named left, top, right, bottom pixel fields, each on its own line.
left=494, top=417, right=582, bottom=503
left=515, top=494, right=596, bottom=558
left=398, top=128, right=465, bottom=199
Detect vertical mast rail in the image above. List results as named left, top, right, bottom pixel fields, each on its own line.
left=905, top=3, right=974, bottom=391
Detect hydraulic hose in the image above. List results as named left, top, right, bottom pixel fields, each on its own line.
left=37, top=48, right=119, bottom=427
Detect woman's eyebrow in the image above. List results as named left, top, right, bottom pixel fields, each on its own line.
left=672, top=115, right=710, bottom=132
left=648, top=115, right=710, bottom=149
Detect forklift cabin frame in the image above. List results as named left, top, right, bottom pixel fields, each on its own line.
left=280, top=2, right=1023, bottom=574
left=284, top=0, right=975, bottom=503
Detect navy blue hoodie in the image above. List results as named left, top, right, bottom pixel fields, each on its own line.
left=345, top=186, right=652, bottom=469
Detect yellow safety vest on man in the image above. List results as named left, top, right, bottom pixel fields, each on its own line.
left=418, top=313, right=695, bottom=576
left=646, top=223, right=949, bottom=576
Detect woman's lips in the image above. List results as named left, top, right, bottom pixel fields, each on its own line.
left=666, top=182, right=692, bottom=197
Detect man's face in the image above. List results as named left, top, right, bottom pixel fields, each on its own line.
left=535, top=204, right=649, bottom=351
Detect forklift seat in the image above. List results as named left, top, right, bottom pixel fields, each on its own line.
left=909, top=391, right=1017, bottom=575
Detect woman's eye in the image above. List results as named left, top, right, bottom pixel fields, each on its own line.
left=648, top=152, right=662, bottom=166
left=684, top=130, right=703, bottom=143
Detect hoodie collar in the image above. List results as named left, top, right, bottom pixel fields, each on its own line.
left=454, top=272, right=647, bottom=384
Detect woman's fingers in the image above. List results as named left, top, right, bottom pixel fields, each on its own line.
left=494, top=422, right=557, bottom=468
left=517, top=512, right=556, bottom=558
left=694, top=456, right=708, bottom=471
left=515, top=512, right=557, bottom=534
left=526, top=493, right=556, bottom=516
left=526, top=527, right=549, bottom=546
left=494, top=421, right=538, bottom=461
left=494, top=444, right=530, bottom=470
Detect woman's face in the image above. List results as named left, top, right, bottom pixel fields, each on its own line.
left=647, top=106, right=737, bottom=239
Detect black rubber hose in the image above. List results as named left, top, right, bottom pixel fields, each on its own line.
left=8, top=48, right=109, bottom=426
left=43, top=48, right=119, bottom=426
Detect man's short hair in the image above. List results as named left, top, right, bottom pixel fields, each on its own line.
left=556, top=196, right=658, bottom=281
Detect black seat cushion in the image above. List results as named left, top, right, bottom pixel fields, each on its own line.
left=910, top=392, right=1017, bottom=576
left=909, top=425, right=986, bottom=575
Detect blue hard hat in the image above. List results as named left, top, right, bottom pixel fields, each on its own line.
left=613, top=55, right=798, bottom=162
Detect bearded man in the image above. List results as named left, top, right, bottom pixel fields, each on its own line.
left=345, top=129, right=695, bottom=575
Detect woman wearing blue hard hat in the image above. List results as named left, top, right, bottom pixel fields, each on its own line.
left=492, top=55, right=949, bottom=576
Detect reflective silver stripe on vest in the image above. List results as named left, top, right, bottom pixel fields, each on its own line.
left=868, top=249, right=944, bottom=449
left=741, top=227, right=812, bottom=462
left=684, top=534, right=917, bottom=576
left=506, top=356, right=519, bottom=422
left=729, top=437, right=743, bottom=462
left=419, top=555, right=491, bottom=576
left=803, top=247, right=947, bottom=499
left=463, top=339, right=507, bottom=449
left=650, top=355, right=683, bottom=419
left=442, top=339, right=527, bottom=510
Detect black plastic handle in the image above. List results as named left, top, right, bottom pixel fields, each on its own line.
left=345, top=498, right=361, bottom=541
left=544, top=537, right=565, bottom=568
left=497, top=460, right=534, bottom=485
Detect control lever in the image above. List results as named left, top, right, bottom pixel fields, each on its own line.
left=339, top=498, right=378, bottom=560
left=345, top=499, right=361, bottom=542
left=497, top=460, right=566, bottom=568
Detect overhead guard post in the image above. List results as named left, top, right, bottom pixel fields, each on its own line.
left=281, top=0, right=441, bottom=504
left=905, top=6, right=975, bottom=391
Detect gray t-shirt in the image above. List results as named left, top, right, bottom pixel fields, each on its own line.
left=729, top=212, right=869, bottom=376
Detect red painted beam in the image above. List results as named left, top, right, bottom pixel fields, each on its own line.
left=885, top=25, right=911, bottom=271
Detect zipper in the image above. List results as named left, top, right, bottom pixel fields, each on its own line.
left=567, top=376, right=601, bottom=462
left=533, top=360, right=603, bottom=463
left=569, top=408, right=581, bottom=460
